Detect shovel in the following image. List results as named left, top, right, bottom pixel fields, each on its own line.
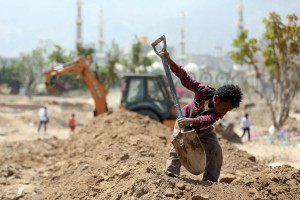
left=152, top=35, right=206, bottom=175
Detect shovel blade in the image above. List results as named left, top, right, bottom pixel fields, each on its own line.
left=172, top=129, right=206, bottom=175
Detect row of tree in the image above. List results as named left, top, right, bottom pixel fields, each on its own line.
left=0, top=36, right=154, bottom=96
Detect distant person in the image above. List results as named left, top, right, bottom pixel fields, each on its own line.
left=69, top=113, right=76, bottom=133
left=37, top=106, right=48, bottom=134
left=240, top=113, right=251, bottom=141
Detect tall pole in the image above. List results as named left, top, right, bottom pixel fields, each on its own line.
left=238, top=0, right=245, bottom=33
left=98, top=9, right=105, bottom=65
left=179, top=10, right=186, bottom=66
left=76, top=0, right=83, bottom=50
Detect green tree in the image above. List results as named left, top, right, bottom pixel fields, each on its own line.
left=0, top=63, right=22, bottom=94
left=0, top=41, right=53, bottom=95
left=124, top=36, right=154, bottom=73
left=18, top=44, right=50, bottom=97
left=48, top=44, right=74, bottom=63
left=229, top=12, right=300, bottom=129
left=12, top=41, right=68, bottom=96
left=229, top=30, right=261, bottom=77
left=97, top=40, right=120, bottom=89
left=76, top=44, right=95, bottom=57
left=107, top=41, right=120, bottom=88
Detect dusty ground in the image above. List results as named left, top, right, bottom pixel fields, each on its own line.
left=1, top=93, right=300, bottom=200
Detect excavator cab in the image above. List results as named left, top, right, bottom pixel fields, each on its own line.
left=120, top=74, right=177, bottom=122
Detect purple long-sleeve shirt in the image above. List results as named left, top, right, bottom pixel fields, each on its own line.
left=170, top=62, right=223, bottom=130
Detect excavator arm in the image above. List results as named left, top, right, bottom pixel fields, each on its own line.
left=44, top=56, right=107, bottom=116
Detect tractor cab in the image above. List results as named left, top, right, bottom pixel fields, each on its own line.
left=120, top=74, right=177, bottom=122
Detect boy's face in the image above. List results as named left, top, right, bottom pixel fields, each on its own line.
left=213, top=95, right=234, bottom=117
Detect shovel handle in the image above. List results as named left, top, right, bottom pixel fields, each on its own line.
left=151, top=35, right=167, bottom=56
left=152, top=35, right=183, bottom=119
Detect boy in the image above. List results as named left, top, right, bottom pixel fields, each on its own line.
left=37, top=106, right=48, bottom=134
left=69, top=113, right=76, bottom=133
left=161, top=50, right=243, bottom=182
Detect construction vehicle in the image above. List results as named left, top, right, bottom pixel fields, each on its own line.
left=45, top=56, right=183, bottom=128
left=44, top=56, right=107, bottom=116
left=120, top=74, right=182, bottom=128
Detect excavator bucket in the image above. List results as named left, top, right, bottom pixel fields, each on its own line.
left=172, top=129, right=206, bottom=175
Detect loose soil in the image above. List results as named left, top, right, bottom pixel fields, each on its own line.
left=1, top=94, right=300, bottom=200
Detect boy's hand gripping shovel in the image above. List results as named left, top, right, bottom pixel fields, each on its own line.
left=152, top=35, right=206, bottom=175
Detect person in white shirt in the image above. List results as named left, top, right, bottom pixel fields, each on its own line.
left=240, top=113, right=251, bottom=141
left=37, top=106, right=48, bottom=134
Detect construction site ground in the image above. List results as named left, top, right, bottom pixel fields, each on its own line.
left=1, top=91, right=300, bottom=200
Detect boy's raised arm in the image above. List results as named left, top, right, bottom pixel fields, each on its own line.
left=160, top=50, right=205, bottom=93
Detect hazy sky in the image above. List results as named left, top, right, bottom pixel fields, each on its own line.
left=0, top=0, right=299, bottom=58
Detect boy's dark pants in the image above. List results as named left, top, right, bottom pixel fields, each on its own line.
left=165, top=122, right=223, bottom=182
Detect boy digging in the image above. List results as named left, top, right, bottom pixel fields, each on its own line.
left=160, top=49, right=243, bottom=182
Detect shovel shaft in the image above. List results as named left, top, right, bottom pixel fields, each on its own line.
left=152, top=35, right=183, bottom=119
left=161, top=57, right=183, bottom=118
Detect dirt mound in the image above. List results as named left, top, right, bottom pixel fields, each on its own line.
left=1, top=110, right=300, bottom=200
left=215, top=122, right=242, bottom=143
left=237, top=165, right=300, bottom=199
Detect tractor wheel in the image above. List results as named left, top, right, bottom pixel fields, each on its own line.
left=137, top=110, right=160, bottom=122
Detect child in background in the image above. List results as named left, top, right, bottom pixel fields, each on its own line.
left=240, top=113, right=251, bottom=141
left=37, top=106, right=48, bottom=134
left=69, top=113, right=76, bottom=133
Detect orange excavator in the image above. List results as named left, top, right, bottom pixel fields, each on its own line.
left=44, top=56, right=107, bottom=116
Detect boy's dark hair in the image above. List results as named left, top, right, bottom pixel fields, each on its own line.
left=214, top=84, right=242, bottom=108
